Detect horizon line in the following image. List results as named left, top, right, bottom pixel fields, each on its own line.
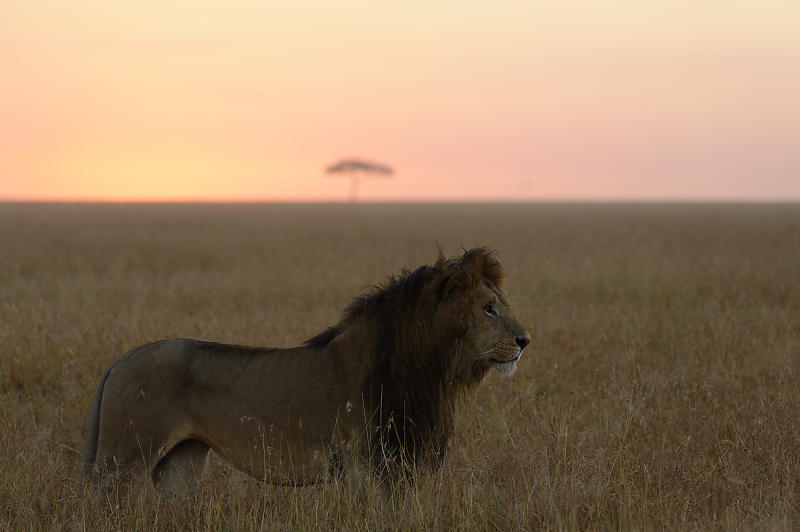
left=2, top=197, right=799, bottom=205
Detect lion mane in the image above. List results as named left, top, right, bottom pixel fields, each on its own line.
left=81, top=247, right=530, bottom=492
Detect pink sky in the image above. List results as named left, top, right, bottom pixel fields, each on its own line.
left=1, top=1, right=799, bottom=201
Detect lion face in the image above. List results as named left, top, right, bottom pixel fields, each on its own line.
left=463, top=281, right=531, bottom=375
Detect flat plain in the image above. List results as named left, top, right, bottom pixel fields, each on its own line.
left=1, top=202, right=799, bottom=530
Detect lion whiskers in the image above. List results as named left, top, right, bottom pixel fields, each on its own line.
left=475, top=345, right=520, bottom=375
left=475, top=347, right=497, bottom=357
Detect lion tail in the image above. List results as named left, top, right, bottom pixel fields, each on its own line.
left=80, top=364, right=114, bottom=482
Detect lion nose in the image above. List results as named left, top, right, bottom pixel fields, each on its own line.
left=516, top=334, right=531, bottom=351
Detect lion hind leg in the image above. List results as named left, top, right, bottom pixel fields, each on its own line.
left=152, top=439, right=211, bottom=496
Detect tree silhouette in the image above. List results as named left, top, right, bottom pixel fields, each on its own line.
left=325, top=159, right=394, bottom=202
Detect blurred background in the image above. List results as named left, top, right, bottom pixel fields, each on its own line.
left=1, top=1, right=798, bottom=202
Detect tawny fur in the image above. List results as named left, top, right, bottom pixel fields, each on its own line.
left=81, top=247, right=531, bottom=492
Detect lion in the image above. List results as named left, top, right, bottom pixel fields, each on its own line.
left=81, top=247, right=531, bottom=493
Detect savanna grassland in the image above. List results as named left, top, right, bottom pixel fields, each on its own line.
left=1, top=202, right=799, bottom=530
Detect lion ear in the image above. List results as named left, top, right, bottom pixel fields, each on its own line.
left=459, top=247, right=504, bottom=290
left=459, top=248, right=483, bottom=274
left=441, top=270, right=471, bottom=299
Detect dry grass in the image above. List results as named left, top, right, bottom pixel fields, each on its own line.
left=1, top=202, right=799, bottom=530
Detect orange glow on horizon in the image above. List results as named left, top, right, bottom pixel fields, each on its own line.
left=2, top=2, right=799, bottom=201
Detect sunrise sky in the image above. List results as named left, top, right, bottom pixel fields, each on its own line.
left=2, top=1, right=798, bottom=201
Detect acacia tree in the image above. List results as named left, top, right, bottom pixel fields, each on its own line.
left=325, top=159, right=394, bottom=202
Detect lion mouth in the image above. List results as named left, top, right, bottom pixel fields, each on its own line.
left=489, top=355, right=520, bottom=364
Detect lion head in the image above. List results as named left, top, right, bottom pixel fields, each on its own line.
left=433, top=247, right=531, bottom=377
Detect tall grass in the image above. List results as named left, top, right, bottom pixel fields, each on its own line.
left=1, top=202, right=798, bottom=529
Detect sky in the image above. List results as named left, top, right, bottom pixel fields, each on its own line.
left=1, top=1, right=799, bottom=201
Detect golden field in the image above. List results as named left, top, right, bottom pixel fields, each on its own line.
left=1, top=202, right=799, bottom=530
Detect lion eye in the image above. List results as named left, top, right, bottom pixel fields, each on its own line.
left=484, top=306, right=498, bottom=317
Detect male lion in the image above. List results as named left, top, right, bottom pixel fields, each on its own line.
left=81, top=247, right=531, bottom=492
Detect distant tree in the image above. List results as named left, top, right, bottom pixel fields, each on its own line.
left=325, top=159, right=394, bottom=202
